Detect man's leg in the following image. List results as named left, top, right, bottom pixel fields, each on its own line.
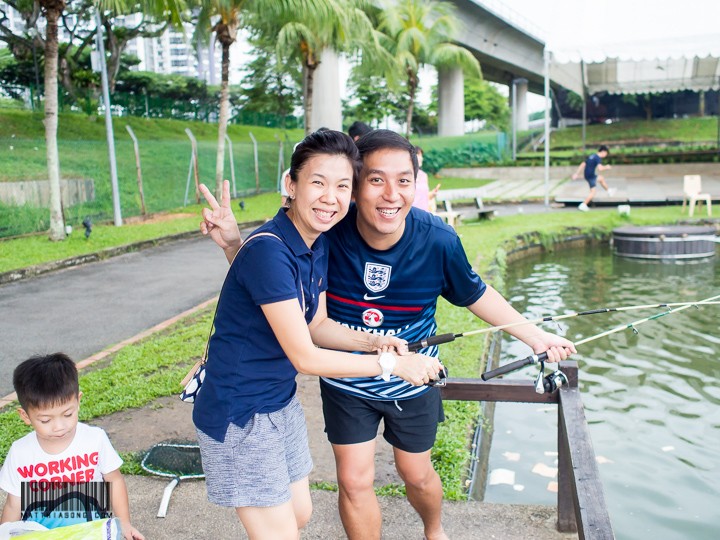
left=332, top=440, right=381, bottom=540
left=394, top=448, right=448, bottom=540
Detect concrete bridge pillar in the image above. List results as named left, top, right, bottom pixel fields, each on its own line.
left=438, top=67, right=465, bottom=137
left=310, top=48, right=342, bottom=132
left=514, top=78, right=529, bottom=131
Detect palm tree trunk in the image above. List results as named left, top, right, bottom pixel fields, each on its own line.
left=215, top=40, right=231, bottom=199
left=303, top=63, right=315, bottom=135
left=44, top=2, right=66, bottom=241
left=405, top=71, right=417, bottom=139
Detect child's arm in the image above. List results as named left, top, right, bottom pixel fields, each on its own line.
left=104, top=469, right=144, bottom=540
left=0, top=493, right=21, bottom=523
left=598, top=163, right=612, bottom=171
left=571, top=161, right=586, bottom=180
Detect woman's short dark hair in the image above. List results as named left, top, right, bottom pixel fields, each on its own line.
left=14, top=353, right=79, bottom=411
left=288, top=130, right=362, bottom=188
left=354, top=129, right=419, bottom=178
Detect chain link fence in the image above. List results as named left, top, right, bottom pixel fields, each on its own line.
left=0, top=134, right=293, bottom=238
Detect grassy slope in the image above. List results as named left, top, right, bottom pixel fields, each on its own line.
left=549, top=117, right=718, bottom=148
left=0, top=205, right=688, bottom=498
left=1, top=109, right=305, bottom=143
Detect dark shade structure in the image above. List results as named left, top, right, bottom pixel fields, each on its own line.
left=613, top=225, right=717, bottom=260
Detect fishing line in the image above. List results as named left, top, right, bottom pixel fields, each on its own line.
left=407, top=298, right=720, bottom=353
left=481, top=293, right=720, bottom=381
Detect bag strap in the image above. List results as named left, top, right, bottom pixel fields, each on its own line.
left=202, top=231, right=305, bottom=364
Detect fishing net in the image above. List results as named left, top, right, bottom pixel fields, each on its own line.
left=141, top=441, right=204, bottom=479
left=141, top=441, right=204, bottom=517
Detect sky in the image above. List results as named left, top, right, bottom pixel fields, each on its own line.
left=494, top=0, right=720, bottom=51
left=234, top=0, right=720, bottom=116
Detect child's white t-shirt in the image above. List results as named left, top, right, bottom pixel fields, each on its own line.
left=0, top=423, right=123, bottom=528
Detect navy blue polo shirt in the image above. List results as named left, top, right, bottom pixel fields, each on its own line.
left=193, top=209, right=327, bottom=442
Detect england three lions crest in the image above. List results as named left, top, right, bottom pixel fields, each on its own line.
left=364, top=262, right=392, bottom=293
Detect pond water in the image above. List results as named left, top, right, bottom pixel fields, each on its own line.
left=482, top=244, right=720, bottom=540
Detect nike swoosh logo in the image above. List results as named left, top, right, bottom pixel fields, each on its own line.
left=363, top=294, right=385, bottom=301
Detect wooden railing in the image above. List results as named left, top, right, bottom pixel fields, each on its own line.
left=440, top=361, right=614, bottom=539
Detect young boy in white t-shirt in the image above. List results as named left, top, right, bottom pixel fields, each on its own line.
left=0, top=353, right=143, bottom=539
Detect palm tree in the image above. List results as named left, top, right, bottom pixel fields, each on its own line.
left=40, top=0, right=67, bottom=241
left=194, top=0, right=244, bottom=199
left=375, top=0, right=480, bottom=138
left=37, top=0, right=185, bottom=240
left=194, top=0, right=329, bottom=197
left=248, top=0, right=380, bottom=135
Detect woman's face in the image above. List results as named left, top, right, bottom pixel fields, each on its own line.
left=286, top=153, right=353, bottom=246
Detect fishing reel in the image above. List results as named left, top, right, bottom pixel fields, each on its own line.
left=534, top=361, right=569, bottom=395
left=427, top=365, right=448, bottom=387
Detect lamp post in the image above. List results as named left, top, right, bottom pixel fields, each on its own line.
left=93, top=10, right=122, bottom=226
left=29, top=28, right=41, bottom=110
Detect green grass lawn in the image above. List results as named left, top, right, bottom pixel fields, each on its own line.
left=550, top=117, right=719, bottom=148
left=0, top=204, right=691, bottom=498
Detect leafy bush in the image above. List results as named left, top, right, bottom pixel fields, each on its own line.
left=423, top=143, right=500, bottom=174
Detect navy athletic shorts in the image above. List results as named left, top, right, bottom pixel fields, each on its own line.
left=319, top=380, right=445, bottom=453
left=585, top=175, right=598, bottom=188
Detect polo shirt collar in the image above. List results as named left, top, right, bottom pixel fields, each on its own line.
left=274, top=208, right=315, bottom=257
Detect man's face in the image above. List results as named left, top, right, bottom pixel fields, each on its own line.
left=354, top=148, right=415, bottom=250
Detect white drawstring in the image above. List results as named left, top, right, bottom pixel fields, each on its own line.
left=394, top=400, right=403, bottom=411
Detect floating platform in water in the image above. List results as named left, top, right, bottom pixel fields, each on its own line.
left=613, top=225, right=717, bottom=260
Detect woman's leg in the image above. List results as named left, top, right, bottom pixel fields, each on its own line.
left=289, top=476, right=312, bottom=529
left=236, top=502, right=299, bottom=540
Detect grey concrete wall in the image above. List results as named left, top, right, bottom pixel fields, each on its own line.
left=0, top=178, right=95, bottom=207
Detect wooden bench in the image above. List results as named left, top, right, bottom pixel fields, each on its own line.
left=434, top=188, right=496, bottom=226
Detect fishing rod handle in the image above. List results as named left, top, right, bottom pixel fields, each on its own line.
left=481, top=351, right=549, bottom=381
left=407, top=333, right=456, bottom=352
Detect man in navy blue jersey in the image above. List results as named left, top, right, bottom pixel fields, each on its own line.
left=200, top=130, right=575, bottom=540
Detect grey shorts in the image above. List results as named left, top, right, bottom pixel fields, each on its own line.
left=196, top=395, right=313, bottom=508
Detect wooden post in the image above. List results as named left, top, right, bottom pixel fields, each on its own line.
left=248, top=132, right=260, bottom=195
left=224, top=134, right=237, bottom=198
left=125, top=125, right=147, bottom=216
left=557, top=361, right=578, bottom=532
left=185, top=128, right=201, bottom=204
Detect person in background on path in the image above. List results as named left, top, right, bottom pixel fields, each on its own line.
left=348, top=120, right=372, bottom=142
left=412, top=146, right=441, bottom=212
left=572, top=144, right=616, bottom=211
left=201, top=129, right=576, bottom=540
left=0, top=354, right=144, bottom=540
left=194, top=130, right=442, bottom=539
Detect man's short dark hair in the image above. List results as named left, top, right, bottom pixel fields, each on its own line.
left=598, top=145, right=609, bottom=154
left=14, top=353, right=79, bottom=411
left=348, top=121, right=372, bottom=141
left=354, top=129, right=419, bottom=179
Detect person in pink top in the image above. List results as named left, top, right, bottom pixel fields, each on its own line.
left=411, top=147, right=440, bottom=212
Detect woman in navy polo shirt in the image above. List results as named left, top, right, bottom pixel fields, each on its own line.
left=194, top=130, right=442, bottom=539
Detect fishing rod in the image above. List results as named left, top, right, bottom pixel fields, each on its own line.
left=406, top=298, right=720, bottom=353
left=481, top=293, right=720, bottom=385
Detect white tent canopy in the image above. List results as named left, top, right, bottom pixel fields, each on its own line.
left=549, top=34, right=720, bottom=96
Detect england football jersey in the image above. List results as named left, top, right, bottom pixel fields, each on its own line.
left=323, top=206, right=486, bottom=400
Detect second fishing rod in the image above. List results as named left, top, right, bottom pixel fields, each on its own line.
left=406, top=298, right=720, bottom=353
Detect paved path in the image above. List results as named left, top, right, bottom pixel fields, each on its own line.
left=0, top=236, right=229, bottom=396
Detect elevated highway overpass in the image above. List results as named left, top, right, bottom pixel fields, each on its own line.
left=314, top=0, right=573, bottom=137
